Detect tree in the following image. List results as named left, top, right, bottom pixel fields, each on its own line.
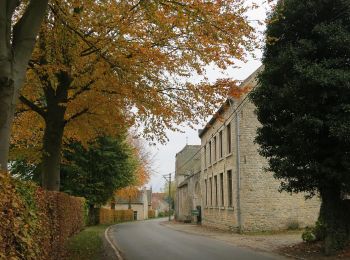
left=250, top=0, right=350, bottom=254
left=114, top=137, right=152, bottom=207
left=60, top=135, right=137, bottom=206
left=12, top=0, right=257, bottom=190
left=0, top=0, right=48, bottom=171
left=61, top=135, right=139, bottom=224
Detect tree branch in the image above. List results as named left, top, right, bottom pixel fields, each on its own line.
left=64, top=108, right=90, bottom=125
left=12, top=0, right=48, bottom=67
left=19, top=95, right=46, bottom=118
left=67, top=80, right=95, bottom=102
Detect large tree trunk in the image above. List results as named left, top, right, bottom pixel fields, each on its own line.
left=41, top=117, right=64, bottom=191
left=0, top=0, right=48, bottom=172
left=320, top=188, right=350, bottom=255
left=0, top=77, right=14, bottom=171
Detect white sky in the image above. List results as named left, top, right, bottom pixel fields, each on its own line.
left=146, top=1, right=270, bottom=192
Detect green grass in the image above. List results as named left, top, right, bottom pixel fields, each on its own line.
left=65, top=225, right=109, bottom=260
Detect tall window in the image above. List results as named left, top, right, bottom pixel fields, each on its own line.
left=209, top=177, right=213, bottom=205
left=209, top=141, right=212, bottom=164
left=205, top=179, right=208, bottom=205
left=227, top=170, right=233, bottom=207
left=220, top=173, right=224, bottom=206
left=227, top=123, right=232, bottom=154
left=214, top=175, right=218, bottom=206
left=204, top=145, right=207, bottom=167
left=219, top=130, right=223, bottom=158
left=213, top=136, right=217, bottom=161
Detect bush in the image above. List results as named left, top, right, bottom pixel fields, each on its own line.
left=99, top=208, right=133, bottom=224
left=287, top=220, right=300, bottom=230
left=302, top=227, right=317, bottom=242
left=0, top=172, right=85, bottom=260
left=301, top=220, right=327, bottom=244
left=148, top=209, right=155, bottom=218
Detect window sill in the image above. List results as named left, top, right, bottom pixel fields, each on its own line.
left=226, top=153, right=233, bottom=158
left=227, top=207, right=234, bottom=211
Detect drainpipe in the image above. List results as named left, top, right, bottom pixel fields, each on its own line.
left=235, top=112, right=242, bottom=233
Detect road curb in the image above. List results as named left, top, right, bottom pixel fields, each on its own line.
left=104, top=225, right=123, bottom=260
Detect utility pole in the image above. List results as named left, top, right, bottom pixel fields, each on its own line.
left=163, top=173, right=172, bottom=221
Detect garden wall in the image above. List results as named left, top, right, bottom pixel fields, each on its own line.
left=0, top=172, right=86, bottom=260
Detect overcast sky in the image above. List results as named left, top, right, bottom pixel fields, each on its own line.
left=146, top=1, right=270, bottom=192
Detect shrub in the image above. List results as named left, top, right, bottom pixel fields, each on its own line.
left=99, top=208, right=133, bottom=224
left=148, top=209, right=156, bottom=218
left=0, top=172, right=85, bottom=259
left=302, top=227, right=317, bottom=242
left=287, top=220, right=300, bottom=230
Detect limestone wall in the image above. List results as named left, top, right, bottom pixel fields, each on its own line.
left=199, top=68, right=320, bottom=232
left=175, top=145, right=201, bottom=221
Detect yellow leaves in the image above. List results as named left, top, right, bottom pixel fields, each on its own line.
left=228, top=83, right=254, bottom=99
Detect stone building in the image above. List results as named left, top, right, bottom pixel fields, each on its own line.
left=106, top=188, right=152, bottom=221
left=198, top=67, right=320, bottom=232
left=175, top=145, right=201, bottom=222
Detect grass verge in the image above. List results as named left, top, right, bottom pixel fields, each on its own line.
left=65, top=225, right=109, bottom=260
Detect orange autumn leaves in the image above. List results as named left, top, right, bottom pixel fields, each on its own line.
left=11, top=0, right=258, bottom=185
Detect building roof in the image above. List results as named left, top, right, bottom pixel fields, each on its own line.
left=198, top=66, right=263, bottom=138
left=115, top=189, right=151, bottom=205
left=175, top=144, right=201, bottom=157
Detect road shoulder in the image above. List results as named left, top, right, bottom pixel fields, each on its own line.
left=161, top=221, right=301, bottom=259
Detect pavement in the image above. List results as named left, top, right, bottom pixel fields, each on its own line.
left=108, top=218, right=286, bottom=260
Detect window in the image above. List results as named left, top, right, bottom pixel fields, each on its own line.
left=209, top=177, right=213, bottom=205
left=219, top=130, right=223, bottom=158
left=213, top=136, right=217, bottom=161
left=220, top=173, right=224, bottom=206
left=214, top=175, right=218, bottom=206
left=204, top=145, right=207, bottom=167
left=209, top=141, right=212, bottom=164
left=205, top=179, right=208, bottom=205
left=227, top=123, right=232, bottom=154
left=227, top=170, right=233, bottom=207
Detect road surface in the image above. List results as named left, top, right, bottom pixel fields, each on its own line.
left=109, top=218, right=282, bottom=260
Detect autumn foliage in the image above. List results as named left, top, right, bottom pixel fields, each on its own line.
left=99, top=208, right=133, bottom=225
left=0, top=172, right=85, bottom=259
left=10, top=0, right=257, bottom=191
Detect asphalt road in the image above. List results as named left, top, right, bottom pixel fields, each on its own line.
left=109, top=218, right=281, bottom=260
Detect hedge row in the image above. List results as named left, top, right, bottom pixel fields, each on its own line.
left=99, top=208, right=133, bottom=224
left=148, top=209, right=156, bottom=218
left=0, top=172, right=85, bottom=260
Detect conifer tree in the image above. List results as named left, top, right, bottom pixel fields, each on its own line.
left=251, top=0, right=350, bottom=254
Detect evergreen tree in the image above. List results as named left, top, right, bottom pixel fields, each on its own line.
left=61, top=135, right=137, bottom=207
left=250, top=0, right=350, bottom=254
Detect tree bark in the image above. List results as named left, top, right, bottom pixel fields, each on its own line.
left=0, top=77, right=14, bottom=170
left=0, top=0, right=48, bottom=171
left=320, top=188, right=350, bottom=255
left=41, top=115, right=64, bottom=191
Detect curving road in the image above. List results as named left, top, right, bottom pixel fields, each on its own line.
left=108, top=218, right=282, bottom=260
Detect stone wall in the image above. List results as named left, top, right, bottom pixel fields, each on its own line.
left=199, top=67, right=320, bottom=232
left=175, top=145, right=201, bottom=221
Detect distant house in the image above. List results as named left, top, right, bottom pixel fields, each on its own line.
left=151, top=192, right=169, bottom=216
left=175, top=145, right=201, bottom=222
left=105, top=188, right=152, bottom=221
left=198, top=67, right=320, bottom=232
